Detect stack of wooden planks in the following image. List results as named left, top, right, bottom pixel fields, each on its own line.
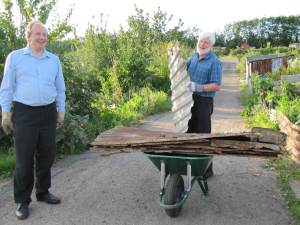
left=89, top=126, right=286, bottom=157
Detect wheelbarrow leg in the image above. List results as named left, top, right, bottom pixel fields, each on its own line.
left=203, top=161, right=214, bottom=180
left=197, top=178, right=208, bottom=195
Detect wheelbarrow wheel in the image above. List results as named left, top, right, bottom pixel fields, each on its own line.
left=164, top=174, right=184, bottom=217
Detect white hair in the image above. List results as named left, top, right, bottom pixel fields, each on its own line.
left=197, top=32, right=215, bottom=46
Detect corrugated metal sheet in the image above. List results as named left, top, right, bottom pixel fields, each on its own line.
left=247, top=55, right=279, bottom=62
left=168, top=42, right=193, bottom=133
left=272, top=57, right=283, bottom=72
left=250, top=59, right=272, bottom=75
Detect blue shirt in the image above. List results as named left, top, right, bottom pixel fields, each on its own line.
left=187, top=51, right=222, bottom=97
left=0, top=47, right=66, bottom=112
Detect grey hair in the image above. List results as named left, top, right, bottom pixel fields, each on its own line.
left=197, top=32, right=215, bottom=46
left=25, top=20, right=47, bottom=43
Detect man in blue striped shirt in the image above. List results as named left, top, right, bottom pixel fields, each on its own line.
left=186, top=32, right=222, bottom=178
left=186, top=32, right=222, bottom=133
left=0, top=21, right=66, bottom=220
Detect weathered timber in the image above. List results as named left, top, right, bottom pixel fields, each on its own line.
left=251, top=127, right=286, bottom=145
left=210, top=139, right=281, bottom=151
left=90, top=126, right=285, bottom=158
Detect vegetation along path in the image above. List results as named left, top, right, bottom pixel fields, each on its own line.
left=0, top=60, right=297, bottom=225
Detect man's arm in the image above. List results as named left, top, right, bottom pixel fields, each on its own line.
left=0, top=53, right=15, bottom=134
left=202, top=83, right=220, bottom=92
left=0, top=53, right=15, bottom=112
left=207, top=59, right=222, bottom=92
left=55, top=58, right=66, bottom=112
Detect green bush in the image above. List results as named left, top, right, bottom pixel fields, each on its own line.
left=0, top=147, right=15, bottom=177
left=242, top=107, right=278, bottom=129
left=56, top=108, right=90, bottom=155
left=242, top=72, right=300, bottom=129
left=96, top=88, right=171, bottom=130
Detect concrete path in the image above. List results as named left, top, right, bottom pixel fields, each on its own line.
left=0, top=60, right=296, bottom=225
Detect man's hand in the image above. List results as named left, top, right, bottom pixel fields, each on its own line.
left=57, top=112, right=65, bottom=128
left=1, top=112, right=13, bottom=135
left=186, top=81, right=204, bottom=92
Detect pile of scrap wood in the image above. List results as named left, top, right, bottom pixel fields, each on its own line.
left=89, top=126, right=286, bottom=157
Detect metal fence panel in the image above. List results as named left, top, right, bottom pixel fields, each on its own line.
left=168, top=42, right=193, bottom=133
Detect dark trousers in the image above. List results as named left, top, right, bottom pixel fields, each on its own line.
left=187, top=94, right=214, bottom=133
left=12, top=102, right=57, bottom=204
left=187, top=94, right=214, bottom=175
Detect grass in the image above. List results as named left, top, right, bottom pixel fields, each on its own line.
left=0, top=148, right=15, bottom=178
left=269, top=157, right=300, bottom=223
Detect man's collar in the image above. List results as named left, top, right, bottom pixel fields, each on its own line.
left=23, top=46, right=50, bottom=58
left=197, top=51, right=212, bottom=60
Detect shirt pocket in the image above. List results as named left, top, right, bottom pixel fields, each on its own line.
left=40, top=62, right=57, bottom=84
left=196, top=63, right=210, bottom=82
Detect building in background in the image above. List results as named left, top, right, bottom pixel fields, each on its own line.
left=245, top=54, right=293, bottom=82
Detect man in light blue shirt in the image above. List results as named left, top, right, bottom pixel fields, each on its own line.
left=0, top=20, right=66, bottom=220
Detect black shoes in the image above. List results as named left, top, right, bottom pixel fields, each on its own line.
left=15, top=193, right=60, bottom=219
left=15, top=203, right=29, bottom=220
left=37, top=192, right=61, bottom=204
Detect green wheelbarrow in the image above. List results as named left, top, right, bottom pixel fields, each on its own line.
left=144, top=152, right=213, bottom=217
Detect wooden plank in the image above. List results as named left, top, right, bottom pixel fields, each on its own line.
left=89, top=127, right=283, bottom=158
left=142, top=148, right=279, bottom=157
left=251, top=127, right=286, bottom=144
left=211, top=139, right=281, bottom=151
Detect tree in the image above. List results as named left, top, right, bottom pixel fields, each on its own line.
left=220, top=15, right=300, bottom=49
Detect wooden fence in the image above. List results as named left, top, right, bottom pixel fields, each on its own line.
left=167, top=42, right=193, bottom=133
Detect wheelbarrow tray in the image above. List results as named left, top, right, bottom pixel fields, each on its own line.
left=144, top=152, right=212, bottom=177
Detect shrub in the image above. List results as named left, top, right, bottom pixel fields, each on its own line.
left=95, top=88, right=171, bottom=130
left=56, top=107, right=90, bottom=155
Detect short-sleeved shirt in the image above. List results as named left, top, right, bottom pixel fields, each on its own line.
left=187, top=51, right=222, bottom=97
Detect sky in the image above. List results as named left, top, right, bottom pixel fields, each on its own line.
left=55, top=0, right=300, bottom=36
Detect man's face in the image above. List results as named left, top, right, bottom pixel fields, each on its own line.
left=28, top=24, right=48, bottom=51
left=197, top=37, right=211, bottom=55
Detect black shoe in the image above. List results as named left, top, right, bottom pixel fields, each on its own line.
left=37, top=192, right=61, bottom=204
left=15, top=203, right=29, bottom=220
